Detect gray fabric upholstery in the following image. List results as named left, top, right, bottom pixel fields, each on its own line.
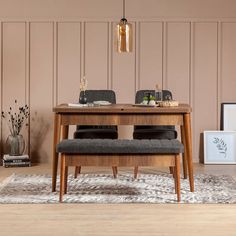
left=75, top=90, right=118, bottom=138
left=135, top=90, right=173, bottom=104
left=133, top=129, right=177, bottom=140
left=74, top=128, right=118, bottom=139
left=80, top=90, right=116, bottom=103
left=57, top=139, right=184, bottom=154
left=133, top=90, right=177, bottom=139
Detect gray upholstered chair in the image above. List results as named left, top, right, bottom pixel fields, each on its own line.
left=73, top=90, right=118, bottom=178
left=133, top=90, right=177, bottom=139
left=74, top=90, right=118, bottom=139
left=133, top=90, right=178, bottom=178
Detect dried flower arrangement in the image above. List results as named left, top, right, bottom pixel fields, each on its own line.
left=79, top=76, right=88, bottom=92
left=1, top=100, right=30, bottom=136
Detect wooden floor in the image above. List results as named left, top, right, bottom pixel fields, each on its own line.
left=1, top=163, right=236, bottom=236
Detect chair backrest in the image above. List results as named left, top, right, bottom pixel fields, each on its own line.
left=135, top=90, right=172, bottom=104
left=134, top=90, right=175, bottom=131
left=80, top=90, right=116, bottom=103
left=77, top=90, right=117, bottom=131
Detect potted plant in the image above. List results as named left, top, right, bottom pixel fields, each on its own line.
left=149, top=95, right=156, bottom=105
left=1, top=100, right=30, bottom=156
left=142, top=94, right=156, bottom=105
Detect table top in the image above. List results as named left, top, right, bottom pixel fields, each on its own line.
left=53, top=104, right=191, bottom=114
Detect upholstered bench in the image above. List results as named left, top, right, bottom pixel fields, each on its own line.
left=57, top=139, right=184, bottom=202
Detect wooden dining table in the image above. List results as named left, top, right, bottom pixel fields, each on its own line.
left=52, top=103, right=194, bottom=192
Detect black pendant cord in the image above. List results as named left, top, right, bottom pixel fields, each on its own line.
left=123, top=0, right=125, bottom=19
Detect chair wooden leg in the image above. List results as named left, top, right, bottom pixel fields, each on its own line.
left=175, top=155, right=181, bottom=202
left=173, top=167, right=177, bottom=194
left=74, top=166, right=81, bottom=178
left=182, top=154, right=188, bottom=179
left=64, top=166, right=68, bottom=194
left=134, top=166, right=138, bottom=179
left=169, top=166, right=174, bottom=175
left=60, top=155, right=66, bottom=203
left=112, top=167, right=117, bottom=178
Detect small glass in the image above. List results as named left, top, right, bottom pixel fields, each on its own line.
left=155, top=84, right=162, bottom=103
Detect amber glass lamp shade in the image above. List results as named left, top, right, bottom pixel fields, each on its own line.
left=116, top=18, right=132, bottom=53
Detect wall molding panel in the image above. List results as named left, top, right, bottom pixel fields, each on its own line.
left=0, top=22, right=2, bottom=158
left=1, top=18, right=236, bottom=163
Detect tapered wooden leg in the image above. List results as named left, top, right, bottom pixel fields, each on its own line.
left=184, top=113, right=194, bottom=192
left=169, top=166, right=174, bottom=175
left=112, top=167, right=117, bottom=178
left=181, top=125, right=188, bottom=179
left=61, top=125, right=69, bottom=195
left=64, top=166, right=68, bottom=194
left=74, top=166, right=81, bottom=178
left=60, top=155, right=66, bottom=203
left=175, top=155, right=181, bottom=202
left=134, top=166, right=138, bottom=179
left=52, top=114, right=61, bottom=192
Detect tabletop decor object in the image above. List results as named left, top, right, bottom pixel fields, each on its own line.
left=1, top=100, right=29, bottom=156
left=79, top=76, right=88, bottom=104
left=142, top=92, right=155, bottom=105
left=159, top=100, right=179, bottom=107
left=155, top=84, right=163, bottom=102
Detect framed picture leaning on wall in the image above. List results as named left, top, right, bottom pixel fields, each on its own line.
left=221, top=103, right=236, bottom=131
left=204, top=131, right=236, bottom=164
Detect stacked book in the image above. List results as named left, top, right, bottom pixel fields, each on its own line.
left=3, top=154, right=31, bottom=168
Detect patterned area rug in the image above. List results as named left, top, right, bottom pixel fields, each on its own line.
left=0, top=173, right=236, bottom=203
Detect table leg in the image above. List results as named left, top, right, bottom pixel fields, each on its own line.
left=52, top=113, right=61, bottom=192
left=59, top=154, right=66, bottom=203
left=184, top=113, right=194, bottom=192
left=180, top=125, right=188, bottom=179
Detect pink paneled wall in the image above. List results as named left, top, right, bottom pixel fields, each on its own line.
left=1, top=0, right=236, bottom=163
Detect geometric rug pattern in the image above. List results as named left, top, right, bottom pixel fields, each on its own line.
left=0, top=173, right=236, bottom=203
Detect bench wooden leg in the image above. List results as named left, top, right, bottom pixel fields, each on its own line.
left=74, top=166, right=81, bottom=178
left=60, top=154, right=66, bottom=203
left=175, top=154, right=181, bottom=202
left=112, top=167, right=118, bottom=178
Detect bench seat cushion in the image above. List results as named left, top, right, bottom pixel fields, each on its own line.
left=57, top=139, right=184, bottom=154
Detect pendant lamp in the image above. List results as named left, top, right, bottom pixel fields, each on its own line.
left=116, top=0, right=132, bottom=53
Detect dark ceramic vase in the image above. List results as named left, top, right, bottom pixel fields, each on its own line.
left=79, top=91, right=87, bottom=104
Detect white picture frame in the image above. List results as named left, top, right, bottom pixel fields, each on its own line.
left=204, top=131, right=236, bottom=164
left=221, top=103, right=236, bottom=131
